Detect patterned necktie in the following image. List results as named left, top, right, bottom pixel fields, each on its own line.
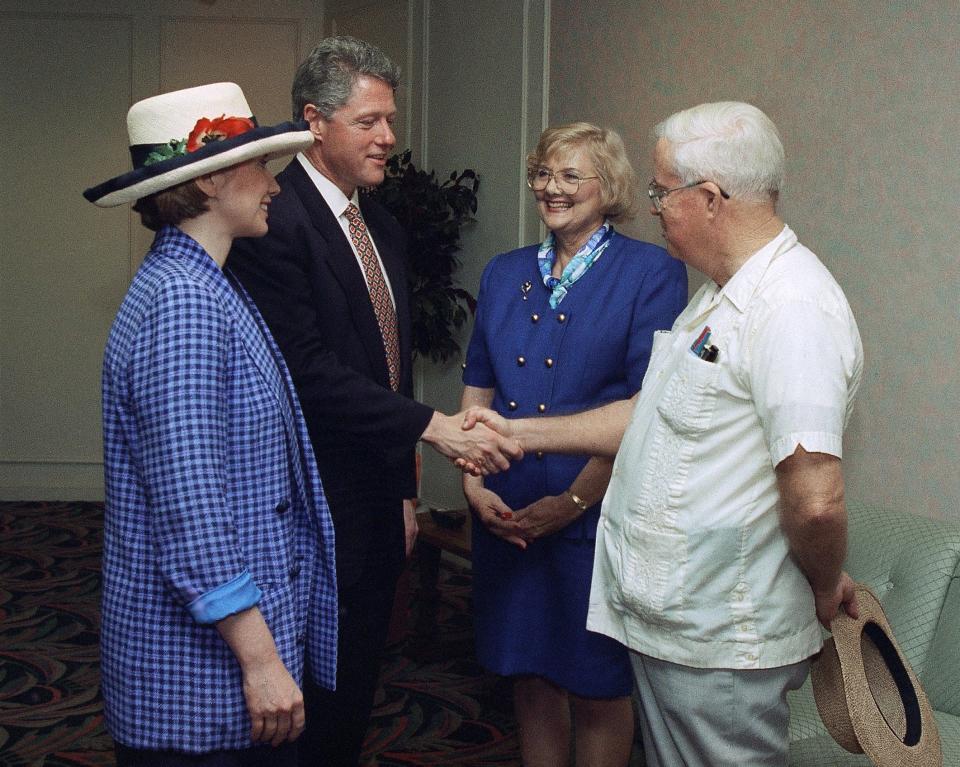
left=344, top=203, right=401, bottom=391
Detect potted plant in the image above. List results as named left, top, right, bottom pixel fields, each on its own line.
left=365, top=149, right=479, bottom=363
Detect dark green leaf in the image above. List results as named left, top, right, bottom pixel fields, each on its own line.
left=364, top=150, right=479, bottom=362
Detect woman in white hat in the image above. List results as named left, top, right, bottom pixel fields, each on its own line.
left=85, top=83, right=337, bottom=766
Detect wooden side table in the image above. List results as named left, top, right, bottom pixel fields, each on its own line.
left=409, top=508, right=471, bottom=651
left=416, top=507, right=472, bottom=559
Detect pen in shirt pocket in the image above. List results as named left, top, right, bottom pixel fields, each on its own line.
left=700, top=344, right=719, bottom=362
left=690, top=326, right=720, bottom=363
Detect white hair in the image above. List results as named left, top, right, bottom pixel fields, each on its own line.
left=654, top=101, right=784, bottom=202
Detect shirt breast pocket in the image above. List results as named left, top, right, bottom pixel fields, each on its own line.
left=655, top=351, right=721, bottom=436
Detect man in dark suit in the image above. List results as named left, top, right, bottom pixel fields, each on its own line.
left=228, top=36, right=519, bottom=767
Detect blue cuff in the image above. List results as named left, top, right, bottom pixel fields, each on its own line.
left=187, top=570, right=262, bottom=625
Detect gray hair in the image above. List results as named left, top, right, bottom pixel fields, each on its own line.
left=291, top=36, right=401, bottom=121
left=654, top=101, right=784, bottom=202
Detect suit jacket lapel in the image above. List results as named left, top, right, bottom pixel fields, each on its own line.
left=282, top=161, right=397, bottom=386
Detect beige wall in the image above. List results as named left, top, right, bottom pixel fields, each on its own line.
left=550, top=0, right=960, bottom=521
left=326, top=0, right=414, bottom=154
left=323, top=0, right=549, bottom=508
left=415, top=0, right=548, bottom=507
left=0, top=0, right=545, bottom=505
left=4, top=0, right=958, bottom=524
left=0, top=0, right=323, bottom=498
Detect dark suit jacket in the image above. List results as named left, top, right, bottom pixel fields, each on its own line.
left=228, top=159, right=434, bottom=586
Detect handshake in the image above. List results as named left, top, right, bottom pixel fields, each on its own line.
left=422, top=395, right=632, bottom=475
left=421, top=407, right=517, bottom=476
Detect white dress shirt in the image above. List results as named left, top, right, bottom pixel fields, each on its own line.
left=297, top=153, right=396, bottom=309
left=587, top=225, right=863, bottom=670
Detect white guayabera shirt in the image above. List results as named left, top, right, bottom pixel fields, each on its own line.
left=587, top=225, right=864, bottom=670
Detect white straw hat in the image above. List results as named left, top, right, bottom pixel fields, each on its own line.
left=83, top=82, right=313, bottom=207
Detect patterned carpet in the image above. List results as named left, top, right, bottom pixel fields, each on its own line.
left=0, top=502, right=520, bottom=766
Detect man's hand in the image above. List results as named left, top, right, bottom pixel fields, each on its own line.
left=403, top=498, right=419, bottom=558
left=815, top=570, right=860, bottom=629
left=461, top=406, right=513, bottom=437
left=514, top=494, right=584, bottom=541
left=453, top=408, right=516, bottom=475
left=464, top=483, right=526, bottom=549
left=421, top=410, right=522, bottom=475
left=242, top=655, right=306, bottom=746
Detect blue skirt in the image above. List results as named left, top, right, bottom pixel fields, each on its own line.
left=471, top=522, right=633, bottom=698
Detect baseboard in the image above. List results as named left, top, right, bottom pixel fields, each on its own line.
left=0, top=485, right=104, bottom=501
left=0, top=461, right=104, bottom=501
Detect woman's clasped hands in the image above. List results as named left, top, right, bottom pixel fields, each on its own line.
left=464, top=483, right=587, bottom=550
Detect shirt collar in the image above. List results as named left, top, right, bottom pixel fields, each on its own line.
left=718, top=224, right=797, bottom=313
left=296, top=152, right=360, bottom=217
left=683, top=225, right=797, bottom=329
left=154, top=226, right=220, bottom=273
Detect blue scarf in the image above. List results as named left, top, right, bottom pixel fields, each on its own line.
left=537, top=222, right=613, bottom=308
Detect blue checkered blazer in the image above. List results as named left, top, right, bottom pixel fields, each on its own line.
left=101, top=227, right=337, bottom=753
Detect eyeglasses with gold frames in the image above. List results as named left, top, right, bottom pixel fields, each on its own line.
left=527, top=167, right=601, bottom=195
left=647, top=179, right=730, bottom=212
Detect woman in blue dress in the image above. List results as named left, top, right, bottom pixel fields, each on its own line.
left=461, top=123, right=687, bottom=766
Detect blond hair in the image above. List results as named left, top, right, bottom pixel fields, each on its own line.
left=527, top=122, right=639, bottom=222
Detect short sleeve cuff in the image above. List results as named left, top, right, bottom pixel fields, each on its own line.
left=187, top=570, right=262, bottom=625
left=770, top=431, right=843, bottom=467
left=462, top=365, right=495, bottom=387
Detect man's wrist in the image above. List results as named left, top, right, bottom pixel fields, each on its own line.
left=419, top=410, right=444, bottom=445
left=508, top=418, right=533, bottom=453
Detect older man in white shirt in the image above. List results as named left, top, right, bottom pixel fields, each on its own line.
left=464, top=101, right=864, bottom=766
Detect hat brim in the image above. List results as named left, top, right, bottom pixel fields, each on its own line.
left=811, top=583, right=942, bottom=767
left=84, top=121, right=314, bottom=207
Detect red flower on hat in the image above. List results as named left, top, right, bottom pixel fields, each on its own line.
left=186, top=115, right=255, bottom=152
